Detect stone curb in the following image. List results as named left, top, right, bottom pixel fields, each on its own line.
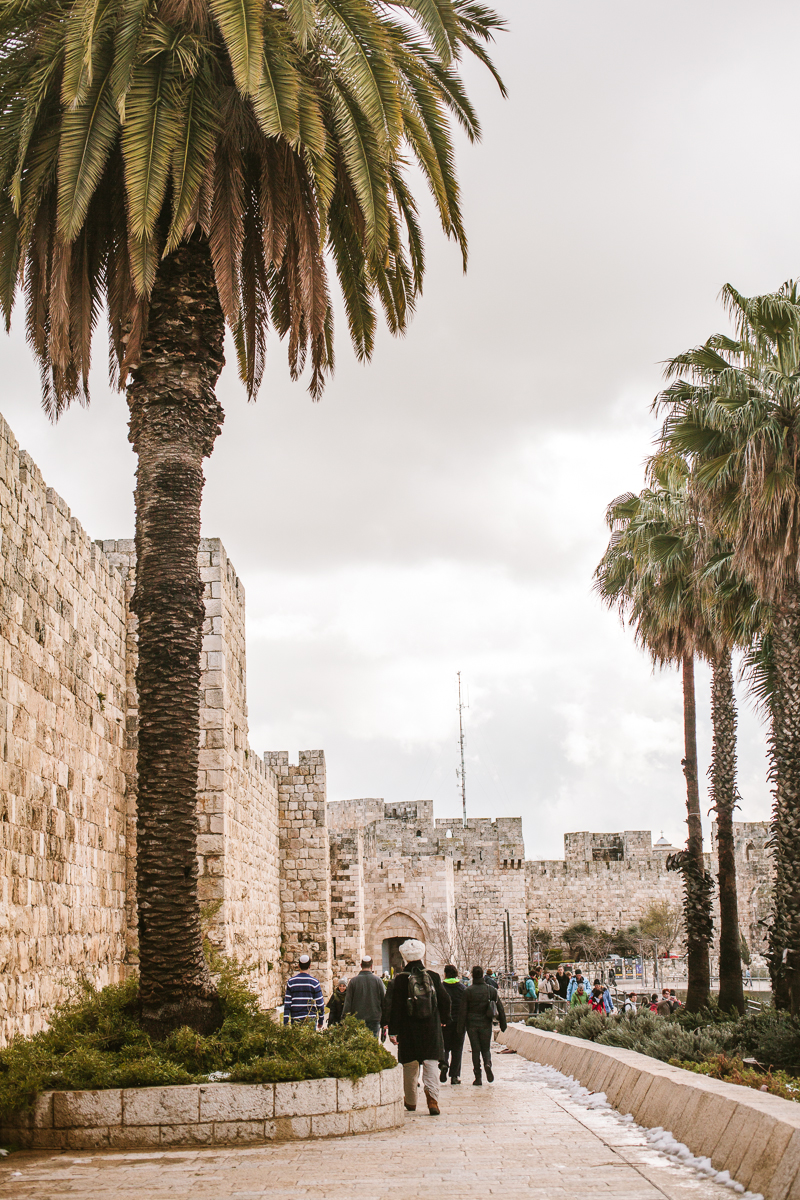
left=498, top=1024, right=800, bottom=1200
left=0, top=1065, right=404, bottom=1150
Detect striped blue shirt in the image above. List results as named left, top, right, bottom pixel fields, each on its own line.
left=283, top=971, right=325, bottom=1026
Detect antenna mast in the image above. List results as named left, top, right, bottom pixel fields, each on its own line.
left=456, top=671, right=467, bottom=828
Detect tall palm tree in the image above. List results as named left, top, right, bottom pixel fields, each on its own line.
left=595, top=456, right=714, bottom=1011
left=657, top=282, right=800, bottom=1011
left=699, top=553, right=766, bottom=1014
left=0, top=0, right=506, bottom=1034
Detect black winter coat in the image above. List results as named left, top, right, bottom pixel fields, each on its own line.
left=388, top=965, right=451, bottom=1064
left=442, top=979, right=465, bottom=1028
left=458, top=982, right=507, bottom=1034
left=327, top=990, right=346, bottom=1025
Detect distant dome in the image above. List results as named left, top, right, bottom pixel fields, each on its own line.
left=655, top=835, right=672, bottom=848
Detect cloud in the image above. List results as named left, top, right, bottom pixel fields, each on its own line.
left=0, top=0, right=783, bottom=861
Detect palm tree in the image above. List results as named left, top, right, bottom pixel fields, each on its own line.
left=697, top=551, right=765, bottom=1015
left=657, top=282, right=800, bottom=1011
left=0, top=0, right=506, bottom=1034
left=594, top=456, right=714, bottom=1011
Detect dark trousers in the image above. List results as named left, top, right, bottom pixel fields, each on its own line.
left=467, top=1024, right=492, bottom=1079
left=365, top=1020, right=381, bottom=1038
left=439, top=1025, right=465, bottom=1080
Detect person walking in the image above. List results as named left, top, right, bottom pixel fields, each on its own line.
left=459, top=965, right=507, bottom=1086
left=537, top=972, right=555, bottom=1012
left=621, top=991, right=638, bottom=1016
left=589, top=979, right=614, bottom=1014
left=283, top=954, right=325, bottom=1027
left=439, top=965, right=466, bottom=1085
left=388, top=939, right=450, bottom=1116
left=566, top=970, right=589, bottom=1002
left=327, top=978, right=348, bottom=1026
left=570, top=983, right=588, bottom=1008
left=522, top=970, right=537, bottom=1016
left=554, top=966, right=569, bottom=1000
left=484, top=969, right=499, bottom=991
left=342, top=956, right=386, bottom=1036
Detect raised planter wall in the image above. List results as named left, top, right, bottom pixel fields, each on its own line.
left=1, top=1065, right=404, bottom=1151
left=498, top=1025, right=800, bottom=1200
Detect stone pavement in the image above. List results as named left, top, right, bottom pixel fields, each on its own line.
left=0, top=1051, right=743, bottom=1200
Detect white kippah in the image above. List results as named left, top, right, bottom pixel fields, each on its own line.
left=399, top=938, right=425, bottom=962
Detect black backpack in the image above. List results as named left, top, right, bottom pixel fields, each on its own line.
left=406, top=970, right=436, bottom=1020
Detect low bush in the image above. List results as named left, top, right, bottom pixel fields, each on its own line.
left=669, top=1054, right=800, bottom=1103
left=526, top=1001, right=800, bottom=1080
left=526, top=1007, right=732, bottom=1063
left=0, top=958, right=394, bottom=1120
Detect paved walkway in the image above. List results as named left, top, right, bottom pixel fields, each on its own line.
left=0, top=1051, right=741, bottom=1200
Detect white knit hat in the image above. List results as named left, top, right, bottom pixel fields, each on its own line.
left=399, top=938, right=425, bottom=962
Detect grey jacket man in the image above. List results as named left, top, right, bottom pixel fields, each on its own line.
left=342, top=969, right=386, bottom=1025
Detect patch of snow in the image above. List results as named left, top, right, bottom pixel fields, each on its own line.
left=515, top=1058, right=763, bottom=1200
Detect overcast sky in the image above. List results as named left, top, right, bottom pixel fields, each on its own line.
left=3, top=0, right=797, bottom=859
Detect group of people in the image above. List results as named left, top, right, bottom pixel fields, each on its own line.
left=517, top=967, right=684, bottom=1018
left=620, top=987, right=683, bottom=1016
left=282, top=940, right=507, bottom=1116
left=517, top=966, right=613, bottom=1013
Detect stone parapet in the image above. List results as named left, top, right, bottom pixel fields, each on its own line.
left=0, top=1065, right=404, bottom=1150
left=498, top=1024, right=800, bottom=1200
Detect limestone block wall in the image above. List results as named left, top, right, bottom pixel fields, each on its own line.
left=270, top=750, right=332, bottom=993
left=712, top=822, right=772, bottom=956
left=364, top=853, right=454, bottom=972
left=198, top=545, right=281, bottom=1006
left=326, top=798, right=384, bottom=835
left=527, top=823, right=773, bottom=958
left=526, top=854, right=685, bottom=939
left=0, top=410, right=322, bottom=1039
left=330, top=828, right=366, bottom=978
left=0, top=417, right=131, bottom=1044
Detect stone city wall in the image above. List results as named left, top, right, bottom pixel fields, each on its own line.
left=328, top=799, right=774, bottom=975
left=328, top=800, right=529, bottom=976
left=0, top=413, right=323, bottom=1040
left=364, top=852, right=455, bottom=973
left=528, top=826, right=773, bottom=958
left=269, top=750, right=332, bottom=994
left=0, top=417, right=131, bottom=1043
left=329, top=828, right=366, bottom=978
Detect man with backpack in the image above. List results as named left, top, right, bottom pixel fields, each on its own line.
left=458, top=965, right=507, bottom=1086
left=387, top=939, right=450, bottom=1116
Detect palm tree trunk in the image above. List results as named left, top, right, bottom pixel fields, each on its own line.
left=768, top=587, right=800, bottom=1013
left=710, top=649, right=744, bottom=1015
left=682, top=652, right=712, bottom=1011
left=126, top=236, right=226, bottom=1037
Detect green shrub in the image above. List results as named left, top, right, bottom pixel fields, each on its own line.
left=525, top=1000, right=800, bottom=1077
left=0, top=965, right=394, bottom=1121
left=670, top=1054, right=800, bottom=1102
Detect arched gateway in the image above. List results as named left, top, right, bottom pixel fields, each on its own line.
left=368, top=909, right=429, bottom=974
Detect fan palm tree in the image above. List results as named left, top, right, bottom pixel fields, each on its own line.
left=657, top=282, right=800, bottom=1011
left=0, top=0, right=506, bottom=1034
left=594, top=456, right=714, bottom=1011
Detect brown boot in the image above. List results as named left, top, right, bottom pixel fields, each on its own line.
left=424, top=1089, right=440, bottom=1116
left=404, top=1101, right=416, bottom=1112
